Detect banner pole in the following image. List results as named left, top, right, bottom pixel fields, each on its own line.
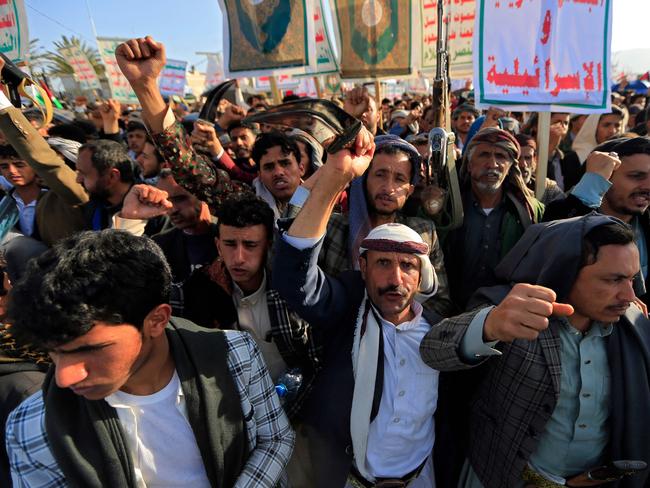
left=535, top=112, right=551, bottom=200
left=314, top=76, right=323, bottom=98
left=269, top=75, right=282, bottom=105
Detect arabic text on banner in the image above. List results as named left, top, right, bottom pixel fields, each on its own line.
left=218, top=0, right=315, bottom=78
left=330, top=0, right=416, bottom=79
left=296, top=0, right=339, bottom=76
left=159, top=59, right=188, bottom=97
left=420, top=0, right=474, bottom=78
left=474, top=0, right=612, bottom=113
left=0, top=0, right=28, bottom=63
left=59, top=45, right=101, bottom=91
left=96, top=37, right=139, bottom=104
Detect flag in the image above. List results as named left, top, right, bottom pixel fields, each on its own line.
left=218, top=0, right=315, bottom=78
left=329, top=0, right=416, bottom=79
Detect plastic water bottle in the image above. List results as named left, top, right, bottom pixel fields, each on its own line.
left=275, top=368, right=303, bottom=406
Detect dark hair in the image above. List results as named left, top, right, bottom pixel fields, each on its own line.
left=603, top=105, right=625, bottom=120
left=593, top=136, right=650, bottom=158
left=580, top=222, right=634, bottom=267
left=515, top=133, right=537, bottom=153
left=282, top=94, right=301, bottom=103
left=215, top=194, right=274, bottom=242
left=79, top=139, right=136, bottom=183
left=7, top=230, right=171, bottom=349
left=126, top=121, right=147, bottom=133
left=372, top=144, right=415, bottom=182
left=48, top=123, right=90, bottom=144
left=0, top=144, right=20, bottom=159
left=227, top=120, right=258, bottom=136
left=251, top=131, right=301, bottom=168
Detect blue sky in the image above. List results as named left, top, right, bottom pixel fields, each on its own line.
left=26, top=0, right=647, bottom=72
left=27, top=0, right=225, bottom=70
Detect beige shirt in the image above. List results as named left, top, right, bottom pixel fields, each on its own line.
left=232, top=272, right=287, bottom=381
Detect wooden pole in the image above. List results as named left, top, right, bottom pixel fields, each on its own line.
left=269, top=75, right=282, bottom=105
left=313, top=76, right=323, bottom=99
left=535, top=112, right=551, bottom=200
left=374, top=78, right=382, bottom=129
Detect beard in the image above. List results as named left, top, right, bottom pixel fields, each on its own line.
left=473, top=169, right=506, bottom=194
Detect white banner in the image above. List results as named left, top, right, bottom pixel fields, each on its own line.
left=204, top=52, right=225, bottom=89
left=97, top=37, right=139, bottom=104
left=60, top=45, right=101, bottom=91
left=159, top=59, right=188, bottom=96
left=297, top=0, right=339, bottom=76
left=420, top=0, right=475, bottom=78
left=474, top=0, right=612, bottom=113
left=0, top=0, right=28, bottom=63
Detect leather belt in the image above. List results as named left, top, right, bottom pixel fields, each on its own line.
left=347, top=458, right=427, bottom=488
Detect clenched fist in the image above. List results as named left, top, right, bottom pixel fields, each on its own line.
left=483, top=283, right=574, bottom=342
left=115, top=36, right=166, bottom=88
left=120, top=184, right=172, bottom=220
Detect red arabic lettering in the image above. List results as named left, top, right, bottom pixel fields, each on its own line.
left=0, top=13, right=14, bottom=29
left=550, top=71, right=580, bottom=97
left=541, top=10, right=551, bottom=44
left=597, top=62, right=602, bottom=91
left=582, top=62, right=594, bottom=90
left=486, top=58, right=541, bottom=88
left=460, top=29, right=473, bottom=38
left=424, top=17, right=436, bottom=28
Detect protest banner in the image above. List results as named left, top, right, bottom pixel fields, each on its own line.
left=253, top=74, right=300, bottom=91
left=97, top=37, right=139, bottom=104
left=201, top=52, right=225, bottom=89
left=218, top=0, right=315, bottom=78
left=159, top=59, right=188, bottom=96
left=0, top=0, right=28, bottom=63
left=474, top=0, right=612, bottom=113
left=59, top=44, right=101, bottom=91
left=329, top=0, right=417, bottom=79
left=296, top=0, right=338, bottom=76
left=420, top=0, right=474, bottom=78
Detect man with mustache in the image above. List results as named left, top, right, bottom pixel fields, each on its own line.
left=422, top=214, right=650, bottom=488
left=514, top=133, right=564, bottom=204
left=273, top=127, right=444, bottom=487
left=544, top=136, right=650, bottom=305
left=442, top=128, right=545, bottom=311
left=311, top=134, right=452, bottom=316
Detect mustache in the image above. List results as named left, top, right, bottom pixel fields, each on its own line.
left=378, top=285, right=409, bottom=296
left=479, top=169, right=504, bottom=178
left=631, top=191, right=650, bottom=198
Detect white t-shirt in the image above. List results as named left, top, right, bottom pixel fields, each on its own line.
left=105, top=371, right=211, bottom=488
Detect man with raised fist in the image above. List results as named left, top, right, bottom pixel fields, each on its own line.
left=421, top=214, right=650, bottom=488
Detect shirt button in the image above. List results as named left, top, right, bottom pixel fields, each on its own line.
left=578, top=424, right=587, bottom=429
left=584, top=360, right=591, bottom=365
left=483, top=244, right=488, bottom=249
left=582, top=393, right=591, bottom=398
left=399, top=390, right=405, bottom=397
left=399, top=359, right=406, bottom=366
left=393, top=418, right=400, bottom=423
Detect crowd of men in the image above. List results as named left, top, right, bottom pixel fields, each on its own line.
left=0, top=35, right=649, bottom=488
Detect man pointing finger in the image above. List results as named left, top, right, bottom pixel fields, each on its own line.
left=421, top=214, right=650, bottom=488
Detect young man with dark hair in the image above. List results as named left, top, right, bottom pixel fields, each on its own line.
left=136, top=138, right=165, bottom=183
left=251, top=131, right=305, bottom=219
left=6, top=230, right=294, bottom=487
left=126, top=120, right=148, bottom=159
left=0, top=144, right=44, bottom=238
left=422, top=215, right=650, bottom=487
left=181, top=194, right=320, bottom=409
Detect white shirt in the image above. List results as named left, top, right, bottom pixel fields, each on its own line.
left=105, top=371, right=211, bottom=488
left=365, top=302, right=439, bottom=486
left=232, top=272, right=288, bottom=381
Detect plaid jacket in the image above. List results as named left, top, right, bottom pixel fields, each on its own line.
left=318, top=212, right=455, bottom=316
left=6, top=330, right=294, bottom=488
left=152, top=120, right=253, bottom=215
left=419, top=308, right=564, bottom=488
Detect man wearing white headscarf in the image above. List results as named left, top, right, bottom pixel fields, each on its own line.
left=273, top=128, right=454, bottom=487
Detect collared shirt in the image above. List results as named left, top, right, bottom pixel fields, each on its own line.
left=12, top=190, right=45, bottom=237
left=459, top=191, right=506, bottom=307
left=529, top=319, right=613, bottom=481
left=460, top=314, right=613, bottom=487
left=6, top=331, right=294, bottom=488
left=105, top=371, right=211, bottom=487
left=232, top=272, right=288, bottom=381
left=365, top=301, right=438, bottom=485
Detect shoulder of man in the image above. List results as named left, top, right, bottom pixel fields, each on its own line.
left=400, top=215, right=436, bottom=241
left=6, top=389, right=50, bottom=458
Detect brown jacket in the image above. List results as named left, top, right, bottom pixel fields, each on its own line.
left=0, top=106, right=87, bottom=245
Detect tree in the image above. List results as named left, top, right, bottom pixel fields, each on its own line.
left=44, top=35, right=105, bottom=77
left=27, top=38, right=49, bottom=73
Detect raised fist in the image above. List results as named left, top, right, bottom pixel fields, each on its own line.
left=115, top=36, right=166, bottom=87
